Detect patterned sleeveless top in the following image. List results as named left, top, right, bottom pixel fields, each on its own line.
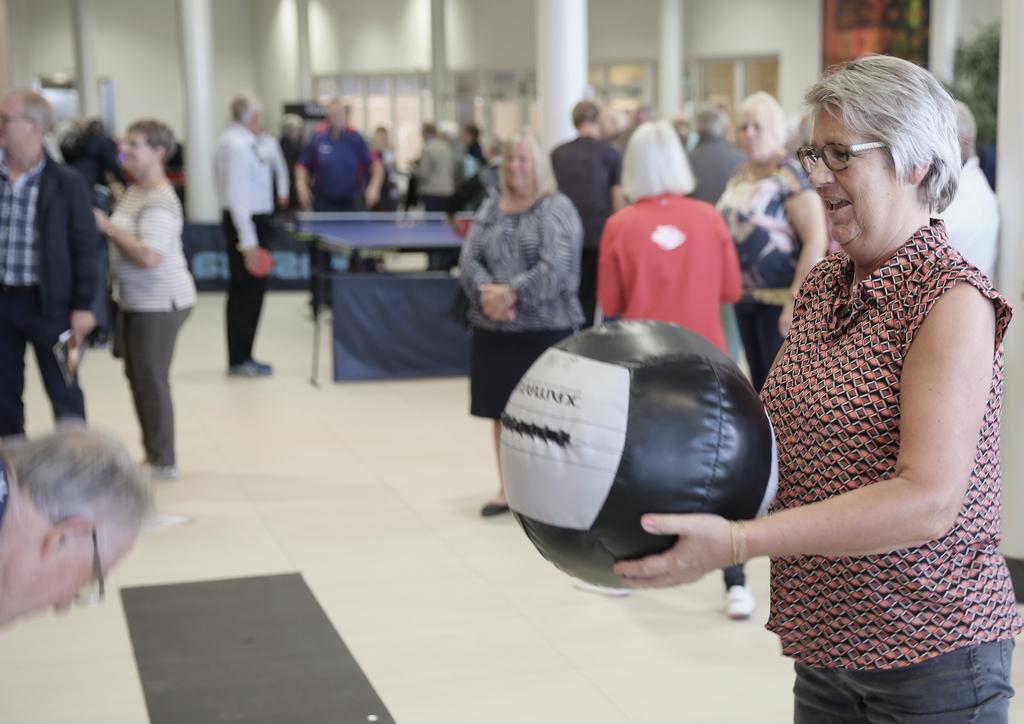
left=761, top=221, right=1022, bottom=670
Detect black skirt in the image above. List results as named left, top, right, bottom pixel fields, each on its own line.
left=469, top=327, right=573, bottom=419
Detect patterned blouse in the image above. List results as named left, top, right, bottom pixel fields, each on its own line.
left=717, top=158, right=810, bottom=306
left=459, top=193, right=584, bottom=333
left=762, top=221, right=1022, bottom=670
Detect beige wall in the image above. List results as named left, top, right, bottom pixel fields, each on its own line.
left=310, top=0, right=431, bottom=74
left=212, top=0, right=258, bottom=134
left=91, top=0, right=182, bottom=135
left=251, top=0, right=301, bottom=137
left=446, top=0, right=534, bottom=71
left=0, top=0, right=9, bottom=94
left=686, top=0, right=821, bottom=115
left=589, top=0, right=661, bottom=63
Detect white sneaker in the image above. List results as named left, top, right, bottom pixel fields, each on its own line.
left=573, top=579, right=632, bottom=598
left=144, top=464, right=178, bottom=481
left=725, top=585, right=756, bottom=620
left=157, top=465, right=178, bottom=479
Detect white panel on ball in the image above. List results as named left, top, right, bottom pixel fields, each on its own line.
left=500, top=348, right=630, bottom=530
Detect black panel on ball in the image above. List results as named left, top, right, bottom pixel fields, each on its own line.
left=710, top=359, right=775, bottom=521
left=555, top=319, right=723, bottom=366
left=513, top=512, right=666, bottom=589
left=507, top=320, right=775, bottom=587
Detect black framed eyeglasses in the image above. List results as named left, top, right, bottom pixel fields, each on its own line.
left=796, top=141, right=887, bottom=175
left=74, top=528, right=105, bottom=607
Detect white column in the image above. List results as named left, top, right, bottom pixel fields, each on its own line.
left=296, top=0, right=312, bottom=100
left=71, top=0, right=98, bottom=116
left=535, top=0, right=587, bottom=149
left=929, top=0, right=960, bottom=84
left=658, top=0, right=682, bottom=120
left=430, top=0, right=447, bottom=123
left=997, top=0, right=1024, bottom=564
left=178, top=0, right=218, bottom=222
left=0, top=0, right=9, bottom=95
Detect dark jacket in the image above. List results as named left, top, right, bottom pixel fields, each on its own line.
left=65, top=131, right=127, bottom=191
left=36, top=154, right=98, bottom=316
left=688, top=136, right=746, bottom=206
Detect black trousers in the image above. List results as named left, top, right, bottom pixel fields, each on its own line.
left=735, top=301, right=785, bottom=393
left=223, top=212, right=273, bottom=367
left=310, top=196, right=362, bottom=312
left=0, top=287, right=86, bottom=437
left=579, top=247, right=599, bottom=328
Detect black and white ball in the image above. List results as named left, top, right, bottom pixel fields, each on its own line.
left=500, top=320, right=777, bottom=588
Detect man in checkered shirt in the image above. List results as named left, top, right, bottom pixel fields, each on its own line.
left=0, top=91, right=97, bottom=437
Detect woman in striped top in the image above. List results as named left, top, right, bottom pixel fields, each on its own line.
left=459, top=132, right=584, bottom=516
left=94, top=120, right=196, bottom=480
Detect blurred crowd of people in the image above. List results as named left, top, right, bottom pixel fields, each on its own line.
left=0, top=77, right=1004, bottom=629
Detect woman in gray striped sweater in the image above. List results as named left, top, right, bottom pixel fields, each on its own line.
left=94, top=120, right=196, bottom=481
left=459, top=132, right=584, bottom=517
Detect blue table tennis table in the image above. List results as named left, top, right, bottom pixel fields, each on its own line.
left=296, top=212, right=471, bottom=384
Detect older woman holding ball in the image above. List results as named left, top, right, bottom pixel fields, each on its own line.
left=616, top=55, right=1021, bottom=722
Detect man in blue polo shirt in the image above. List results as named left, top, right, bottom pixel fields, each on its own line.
left=295, top=101, right=382, bottom=212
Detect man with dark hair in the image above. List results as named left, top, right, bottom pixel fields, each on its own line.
left=0, top=90, right=98, bottom=437
left=550, top=100, right=624, bottom=327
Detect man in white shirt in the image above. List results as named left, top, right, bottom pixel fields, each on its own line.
left=940, top=101, right=999, bottom=281
left=214, top=94, right=283, bottom=377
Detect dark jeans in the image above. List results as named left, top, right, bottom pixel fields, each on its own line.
left=723, top=563, right=746, bottom=589
left=735, top=301, right=784, bottom=392
left=421, top=194, right=449, bottom=212
left=120, top=307, right=190, bottom=467
left=0, top=287, right=86, bottom=437
left=579, top=247, right=599, bottom=328
left=794, top=639, right=1015, bottom=723
left=223, top=212, right=274, bottom=367
left=422, top=195, right=459, bottom=270
left=311, top=196, right=362, bottom=311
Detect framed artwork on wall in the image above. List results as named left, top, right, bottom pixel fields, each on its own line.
left=822, top=0, right=930, bottom=68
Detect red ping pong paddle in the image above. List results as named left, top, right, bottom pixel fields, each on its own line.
left=453, top=218, right=471, bottom=238
left=248, top=248, right=274, bottom=278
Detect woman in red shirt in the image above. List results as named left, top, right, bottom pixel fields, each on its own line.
left=597, top=121, right=749, bottom=618
left=597, top=121, right=741, bottom=355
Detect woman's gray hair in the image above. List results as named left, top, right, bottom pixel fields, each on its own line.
left=500, top=132, right=558, bottom=199
left=5, top=428, right=153, bottom=546
left=127, top=119, right=178, bottom=164
left=622, top=121, right=696, bottom=200
left=805, top=55, right=960, bottom=212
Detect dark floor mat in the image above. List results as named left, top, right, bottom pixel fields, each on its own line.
left=121, top=573, right=394, bottom=724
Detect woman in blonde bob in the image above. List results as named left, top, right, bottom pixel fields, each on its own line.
left=458, top=132, right=584, bottom=517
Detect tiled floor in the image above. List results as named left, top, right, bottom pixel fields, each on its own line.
left=1, top=293, right=1020, bottom=723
